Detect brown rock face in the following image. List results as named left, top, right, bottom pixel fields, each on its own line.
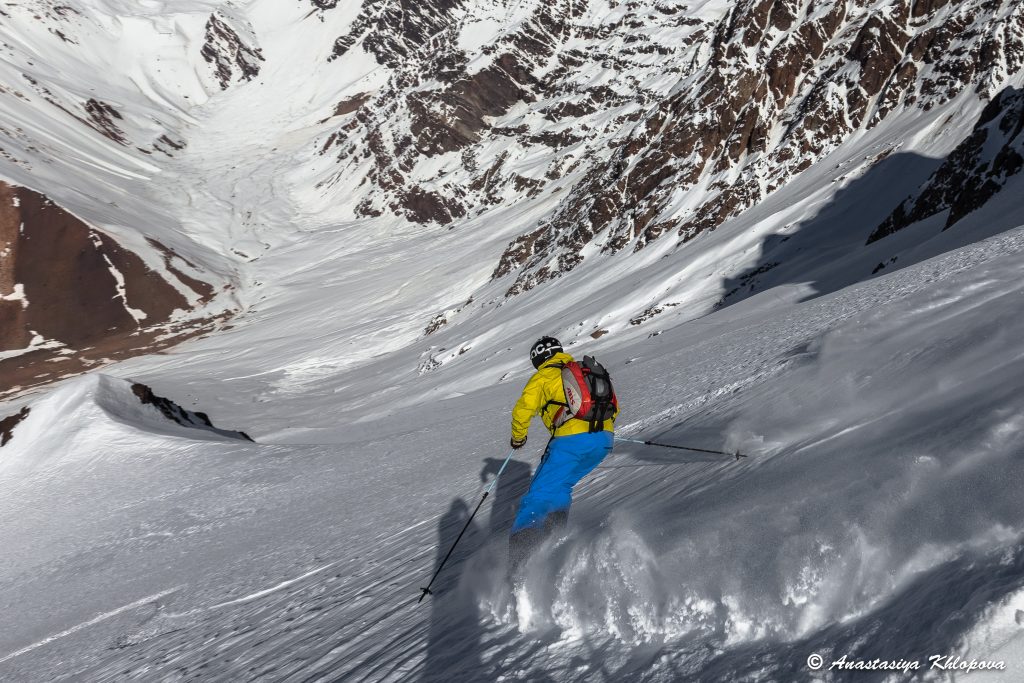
left=912, top=0, right=952, bottom=19
left=201, top=12, right=264, bottom=90
left=479, top=0, right=1024, bottom=295
left=1, top=183, right=184, bottom=346
left=83, top=99, right=127, bottom=145
left=327, top=0, right=466, bottom=68
left=310, top=0, right=1021, bottom=290
left=0, top=182, right=224, bottom=397
left=0, top=184, right=30, bottom=351
left=399, top=186, right=466, bottom=225
left=319, top=0, right=592, bottom=224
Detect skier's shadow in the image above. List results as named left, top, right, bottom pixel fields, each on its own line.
left=421, top=459, right=531, bottom=681
left=480, top=456, right=532, bottom=536
left=421, top=498, right=483, bottom=682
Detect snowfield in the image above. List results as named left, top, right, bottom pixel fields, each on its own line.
left=3, top=0, right=1024, bottom=680
left=4, top=223, right=1024, bottom=681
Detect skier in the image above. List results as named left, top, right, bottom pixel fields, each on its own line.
left=508, top=336, right=617, bottom=567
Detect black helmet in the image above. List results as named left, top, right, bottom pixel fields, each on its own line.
left=530, top=336, right=563, bottom=369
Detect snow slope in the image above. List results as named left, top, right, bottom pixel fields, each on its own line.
left=3, top=0, right=1024, bottom=681
left=4, top=223, right=1024, bottom=680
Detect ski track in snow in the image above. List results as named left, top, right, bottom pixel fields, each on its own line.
left=204, top=563, right=342, bottom=611
left=0, top=588, right=182, bottom=667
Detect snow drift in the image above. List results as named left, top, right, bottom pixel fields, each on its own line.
left=0, top=374, right=251, bottom=475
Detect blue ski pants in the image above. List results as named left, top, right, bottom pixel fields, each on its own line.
left=511, top=430, right=614, bottom=533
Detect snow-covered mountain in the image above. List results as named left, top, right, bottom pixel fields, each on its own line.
left=3, top=0, right=1024, bottom=680
left=1, top=0, right=1022, bottom=389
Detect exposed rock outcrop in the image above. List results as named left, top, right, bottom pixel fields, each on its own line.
left=494, top=0, right=1024, bottom=294
left=201, top=11, right=265, bottom=90
left=0, top=182, right=224, bottom=398
left=318, top=0, right=688, bottom=226
left=83, top=98, right=127, bottom=145
left=131, top=382, right=253, bottom=441
left=868, top=86, right=1024, bottom=242
left=315, top=0, right=1023, bottom=294
left=0, top=406, right=28, bottom=447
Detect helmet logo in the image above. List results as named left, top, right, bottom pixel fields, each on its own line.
left=530, top=336, right=563, bottom=368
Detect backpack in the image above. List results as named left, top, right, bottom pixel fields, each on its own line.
left=550, top=355, right=618, bottom=433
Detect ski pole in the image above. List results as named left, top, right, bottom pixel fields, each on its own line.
left=615, top=436, right=748, bottom=460
left=418, top=449, right=515, bottom=603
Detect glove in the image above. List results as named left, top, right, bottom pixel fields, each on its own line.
left=510, top=436, right=527, bottom=450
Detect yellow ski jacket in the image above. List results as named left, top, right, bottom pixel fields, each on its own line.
left=511, top=352, right=617, bottom=441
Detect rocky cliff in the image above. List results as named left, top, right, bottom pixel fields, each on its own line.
left=312, top=0, right=1023, bottom=293
left=0, top=182, right=221, bottom=397
left=869, top=84, right=1024, bottom=242
left=1, top=0, right=1023, bottom=394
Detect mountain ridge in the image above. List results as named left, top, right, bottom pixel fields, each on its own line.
left=1, top=0, right=1023, bottom=393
